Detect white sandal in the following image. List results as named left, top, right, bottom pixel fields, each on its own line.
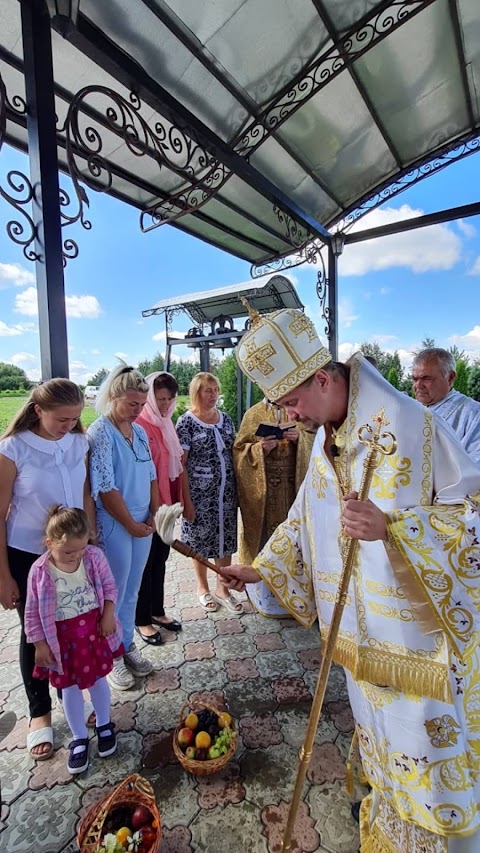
left=198, top=592, right=218, bottom=612
left=27, top=725, right=54, bottom=761
left=214, top=592, right=244, bottom=614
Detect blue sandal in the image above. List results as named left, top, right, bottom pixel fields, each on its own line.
left=67, top=737, right=89, bottom=774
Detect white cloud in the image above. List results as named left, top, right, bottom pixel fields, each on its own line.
left=338, top=340, right=417, bottom=372
left=26, top=367, right=41, bottom=382
left=152, top=329, right=186, bottom=342
left=337, top=204, right=461, bottom=276
left=14, top=287, right=37, bottom=316
left=70, top=359, right=88, bottom=370
left=0, top=320, right=30, bottom=337
left=379, top=287, right=391, bottom=295
left=91, top=348, right=101, bottom=355
left=448, top=325, right=480, bottom=359
left=338, top=298, right=359, bottom=328
left=65, top=295, right=102, bottom=319
left=468, top=257, right=480, bottom=275
left=457, top=219, right=476, bottom=238
left=14, top=287, right=102, bottom=318
left=170, top=349, right=199, bottom=364
left=8, top=351, right=36, bottom=365
left=0, top=262, right=35, bottom=288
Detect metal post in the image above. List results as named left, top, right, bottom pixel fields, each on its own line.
left=236, top=363, right=244, bottom=428
left=246, top=377, right=252, bottom=411
left=199, top=344, right=210, bottom=372
left=327, top=243, right=338, bottom=360
left=164, top=342, right=172, bottom=372
left=21, top=0, right=69, bottom=379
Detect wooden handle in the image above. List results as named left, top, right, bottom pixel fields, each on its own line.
left=172, top=539, right=229, bottom=578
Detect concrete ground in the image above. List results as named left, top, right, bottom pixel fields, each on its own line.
left=0, top=547, right=361, bottom=853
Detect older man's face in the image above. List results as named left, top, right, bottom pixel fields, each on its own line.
left=412, top=358, right=454, bottom=406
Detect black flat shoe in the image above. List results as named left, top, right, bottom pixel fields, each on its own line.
left=135, top=627, right=164, bottom=646
left=151, top=617, right=182, bottom=632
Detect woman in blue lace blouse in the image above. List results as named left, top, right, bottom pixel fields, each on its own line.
left=88, top=363, right=159, bottom=690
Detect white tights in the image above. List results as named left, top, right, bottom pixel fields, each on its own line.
left=62, top=677, right=111, bottom=741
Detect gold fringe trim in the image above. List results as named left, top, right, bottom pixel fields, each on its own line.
left=359, top=794, right=398, bottom=853
left=323, top=633, right=452, bottom=704
left=360, top=825, right=398, bottom=853
left=346, top=729, right=359, bottom=796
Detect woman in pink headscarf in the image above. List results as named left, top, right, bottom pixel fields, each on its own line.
left=134, top=372, right=183, bottom=644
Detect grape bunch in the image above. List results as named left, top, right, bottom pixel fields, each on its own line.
left=209, top=727, right=237, bottom=759
left=197, top=709, right=217, bottom=731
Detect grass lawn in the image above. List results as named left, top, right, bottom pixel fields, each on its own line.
left=0, top=395, right=189, bottom=434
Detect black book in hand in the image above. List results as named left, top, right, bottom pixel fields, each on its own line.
left=254, top=422, right=297, bottom=439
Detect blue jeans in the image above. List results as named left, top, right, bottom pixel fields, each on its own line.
left=100, top=515, right=152, bottom=650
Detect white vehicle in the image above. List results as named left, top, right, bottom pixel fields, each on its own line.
left=84, top=385, right=99, bottom=401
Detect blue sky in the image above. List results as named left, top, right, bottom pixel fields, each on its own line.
left=0, top=142, right=480, bottom=384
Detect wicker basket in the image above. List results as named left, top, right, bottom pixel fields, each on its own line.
left=76, top=773, right=161, bottom=852
left=173, top=700, right=237, bottom=776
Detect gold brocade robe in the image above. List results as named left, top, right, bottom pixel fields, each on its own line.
left=233, top=400, right=315, bottom=564
left=252, top=355, right=480, bottom=850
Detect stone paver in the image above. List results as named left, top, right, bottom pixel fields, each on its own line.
left=0, top=549, right=360, bottom=852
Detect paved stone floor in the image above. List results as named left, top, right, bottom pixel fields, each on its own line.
left=0, top=549, right=361, bottom=853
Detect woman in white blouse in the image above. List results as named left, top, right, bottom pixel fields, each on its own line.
left=0, top=379, right=93, bottom=761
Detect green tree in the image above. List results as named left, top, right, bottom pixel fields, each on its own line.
left=87, top=368, right=108, bottom=386
left=360, top=343, right=404, bottom=385
left=387, top=366, right=400, bottom=389
left=169, top=359, right=199, bottom=395
left=215, top=353, right=263, bottom=424
left=137, top=351, right=164, bottom=376
left=0, top=362, right=32, bottom=391
left=468, top=365, right=480, bottom=401
left=449, top=345, right=468, bottom=364
left=454, top=359, right=470, bottom=395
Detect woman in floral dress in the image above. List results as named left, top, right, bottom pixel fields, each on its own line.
left=176, top=372, right=241, bottom=614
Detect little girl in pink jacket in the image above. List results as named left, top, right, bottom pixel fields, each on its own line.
left=25, top=505, right=123, bottom=774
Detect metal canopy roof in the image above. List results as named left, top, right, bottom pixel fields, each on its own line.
left=142, top=274, right=304, bottom=325
left=1, top=0, right=480, bottom=270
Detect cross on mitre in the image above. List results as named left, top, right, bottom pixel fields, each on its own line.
left=244, top=338, right=276, bottom=376
left=288, top=313, right=317, bottom=342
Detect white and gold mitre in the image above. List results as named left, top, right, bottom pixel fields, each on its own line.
left=236, top=303, right=332, bottom=402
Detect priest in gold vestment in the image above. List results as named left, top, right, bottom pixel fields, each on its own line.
left=225, top=305, right=480, bottom=853
left=233, top=400, right=315, bottom=616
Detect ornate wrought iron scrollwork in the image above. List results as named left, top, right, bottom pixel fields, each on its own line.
left=165, top=305, right=186, bottom=333
left=59, top=185, right=92, bottom=266
left=234, top=0, right=433, bottom=156
left=64, top=86, right=227, bottom=233
left=344, top=131, right=480, bottom=228
left=315, top=253, right=330, bottom=339
left=0, top=72, right=39, bottom=262
left=250, top=238, right=324, bottom=278
left=0, top=170, right=41, bottom=263
left=273, top=206, right=312, bottom=249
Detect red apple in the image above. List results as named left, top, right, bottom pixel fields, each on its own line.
left=138, top=824, right=157, bottom=853
left=177, top=727, right=194, bottom=749
left=131, top=805, right=153, bottom=830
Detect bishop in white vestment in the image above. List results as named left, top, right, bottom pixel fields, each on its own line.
left=228, top=306, right=480, bottom=853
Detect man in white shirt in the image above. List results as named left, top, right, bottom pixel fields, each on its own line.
left=412, top=347, right=480, bottom=465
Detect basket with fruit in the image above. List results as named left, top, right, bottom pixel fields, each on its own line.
left=173, top=700, right=237, bottom=776
left=77, top=774, right=161, bottom=853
